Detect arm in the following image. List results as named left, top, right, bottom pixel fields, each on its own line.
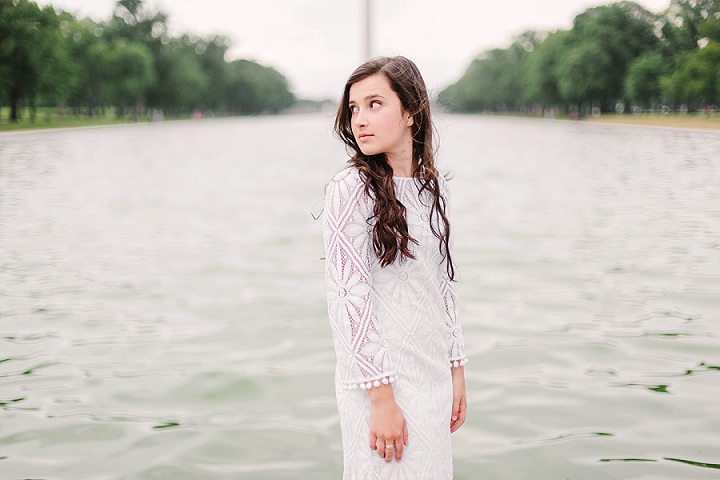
left=444, top=278, right=468, bottom=433
left=450, top=366, right=466, bottom=433
left=367, top=383, right=408, bottom=462
left=439, top=176, right=467, bottom=369
left=324, top=170, right=405, bottom=461
left=323, top=170, right=396, bottom=389
left=438, top=176, right=468, bottom=432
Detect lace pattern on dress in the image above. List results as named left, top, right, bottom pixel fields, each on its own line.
left=324, top=169, right=397, bottom=391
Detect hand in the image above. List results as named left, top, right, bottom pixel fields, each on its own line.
left=451, top=366, right=466, bottom=433
left=367, top=384, right=409, bottom=462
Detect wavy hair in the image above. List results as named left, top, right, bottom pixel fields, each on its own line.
left=334, top=56, right=455, bottom=280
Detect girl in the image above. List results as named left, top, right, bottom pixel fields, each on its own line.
left=323, top=56, right=467, bottom=479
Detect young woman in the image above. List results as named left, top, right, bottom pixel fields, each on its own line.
left=323, top=56, right=468, bottom=479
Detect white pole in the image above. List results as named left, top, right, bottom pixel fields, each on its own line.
left=363, top=0, right=372, bottom=61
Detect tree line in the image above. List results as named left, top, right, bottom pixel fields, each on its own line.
left=0, top=0, right=295, bottom=122
left=440, top=0, right=720, bottom=114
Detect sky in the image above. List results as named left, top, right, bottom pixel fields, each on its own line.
left=37, top=0, right=672, bottom=100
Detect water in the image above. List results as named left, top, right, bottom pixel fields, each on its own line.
left=1, top=115, right=718, bottom=479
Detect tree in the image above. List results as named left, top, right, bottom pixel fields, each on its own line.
left=0, top=0, right=296, bottom=121
left=660, top=0, right=720, bottom=54
left=0, top=0, right=70, bottom=120
left=195, top=36, right=231, bottom=110
left=624, top=51, right=668, bottom=106
left=555, top=39, right=613, bottom=106
left=662, top=40, right=720, bottom=105
left=439, top=31, right=542, bottom=111
left=225, top=59, right=294, bottom=114
left=62, top=16, right=110, bottom=113
left=441, top=2, right=661, bottom=112
left=523, top=30, right=569, bottom=106
left=563, top=2, right=660, bottom=108
left=108, top=40, right=154, bottom=116
left=149, top=37, right=207, bottom=112
left=699, top=13, right=720, bottom=42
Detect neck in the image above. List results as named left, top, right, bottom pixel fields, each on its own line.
left=386, top=151, right=415, bottom=177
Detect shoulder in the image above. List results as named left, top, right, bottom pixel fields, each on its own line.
left=326, top=166, right=367, bottom=198
left=436, top=171, right=451, bottom=197
left=329, top=166, right=364, bottom=187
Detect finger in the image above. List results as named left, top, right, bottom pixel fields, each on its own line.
left=381, top=441, right=392, bottom=461
left=451, top=397, right=467, bottom=432
left=458, top=397, right=467, bottom=425
left=403, top=423, right=409, bottom=446
left=395, top=439, right=404, bottom=462
left=369, top=433, right=377, bottom=451
left=389, top=441, right=399, bottom=462
left=378, top=440, right=388, bottom=459
left=451, top=419, right=460, bottom=433
left=451, top=397, right=460, bottom=424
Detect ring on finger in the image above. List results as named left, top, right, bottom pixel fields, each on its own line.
left=384, top=444, right=394, bottom=450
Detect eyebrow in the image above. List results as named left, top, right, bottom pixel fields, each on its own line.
left=348, top=94, right=386, bottom=104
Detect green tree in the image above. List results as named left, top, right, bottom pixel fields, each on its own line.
left=0, top=0, right=295, bottom=122
left=624, top=51, right=668, bottom=106
left=107, top=0, right=169, bottom=47
left=0, top=0, right=70, bottom=121
left=562, top=1, right=660, bottom=108
left=61, top=16, right=111, bottom=114
left=194, top=36, right=231, bottom=110
left=150, top=37, right=208, bottom=112
left=523, top=30, right=569, bottom=106
left=108, top=40, right=154, bottom=116
left=225, top=59, right=294, bottom=114
left=662, top=40, right=720, bottom=105
left=555, top=39, right=613, bottom=106
left=439, top=31, right=541, bottom=111
left=660, top=0, right=720, bottom=54
left=698, top=7, right=720, bottom=43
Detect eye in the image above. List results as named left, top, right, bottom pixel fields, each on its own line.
left=370, top=100, right=381, bottom=108
left=349, top=105, right=358, bottom=113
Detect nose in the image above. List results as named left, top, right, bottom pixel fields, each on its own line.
left=353, top=108, right=367, bottom=128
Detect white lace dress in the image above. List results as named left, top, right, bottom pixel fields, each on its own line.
left=323, top=167, right=468, bottom=480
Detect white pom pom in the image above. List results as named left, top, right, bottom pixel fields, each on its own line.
left=453, top=361, right=459, bottom=368
left=360, top=382, right=367, bottom=390
left=389, top=376, right=395, bottom=383
left=382, top=377, right=389, bottom=385
left=373, top=380, right=381, bottom=387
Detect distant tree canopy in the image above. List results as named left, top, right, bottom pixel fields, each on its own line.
left=440, top=0, right=720, bottom=113
left=0, top=0, right=295, bottom=121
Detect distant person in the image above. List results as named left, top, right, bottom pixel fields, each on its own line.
left=323, top=56, right=468, bottom=479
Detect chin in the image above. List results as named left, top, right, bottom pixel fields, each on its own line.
left=358, top=146, right=381, bottom=157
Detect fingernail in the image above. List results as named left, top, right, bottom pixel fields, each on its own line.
left=452, top=416, right=458, bottom=421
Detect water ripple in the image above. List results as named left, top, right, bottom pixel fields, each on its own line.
left=1, top=115, right=719, bottom=478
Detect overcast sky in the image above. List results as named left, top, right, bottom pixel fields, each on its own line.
left=37, top=0, right=672, bottom=100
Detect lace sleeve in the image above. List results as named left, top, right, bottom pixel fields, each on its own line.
left=442, top=275, right=468, bottom=368
left=439, top=175, right=468, bottom=368
left=323, top=169, right=397, bottom=391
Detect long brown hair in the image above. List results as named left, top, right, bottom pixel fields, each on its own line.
left=334, top=56, right=455, bottom=280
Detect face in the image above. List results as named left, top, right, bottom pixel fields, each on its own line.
left=348, top=74, right=414, bottom=160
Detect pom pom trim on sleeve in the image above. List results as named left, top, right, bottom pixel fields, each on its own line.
left=450, top=357, right=468, bottom=368
left=342, top=373, right=398, bottom=391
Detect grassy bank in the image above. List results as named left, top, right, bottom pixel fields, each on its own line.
left=585, top=113, right=720, bottom=131
left=0, top=107, right=186, bottom=133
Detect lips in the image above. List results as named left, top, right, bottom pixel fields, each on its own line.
left=357, top=133, right=373, bottom=141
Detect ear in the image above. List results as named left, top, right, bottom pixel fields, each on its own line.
left=406, top=115, right=414, bottom=126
